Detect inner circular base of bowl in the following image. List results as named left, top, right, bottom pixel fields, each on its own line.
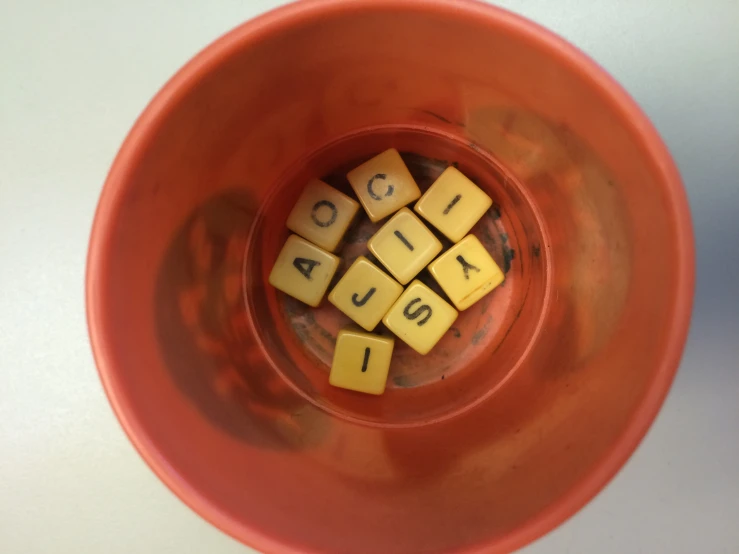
left=245, top=125, right=549, bottom=427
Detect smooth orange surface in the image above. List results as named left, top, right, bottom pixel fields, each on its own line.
left=86, top=1, right=694, bottom=553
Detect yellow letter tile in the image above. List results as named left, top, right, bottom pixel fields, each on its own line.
left=428, top=235, right=504, bottom=310
left=367, top=208, right=442, bottom=285
left=268, top=234, right=340, bottom=307
left=414, top=166, right=493, bottom=242
left=328, top=256, right=403, bottom=332
left=346, top=148, right=422, bottom=222
left=286, top=179, right=360, bottom=252
left=329, top=329, right=395, bottom=395
left=383, top=280, right=458, bottom=355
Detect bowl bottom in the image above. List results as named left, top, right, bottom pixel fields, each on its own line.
left=246, top=126, right=550, bottom=427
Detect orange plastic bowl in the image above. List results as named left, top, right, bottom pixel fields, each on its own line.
left=86, top=1, right=694, bottom=552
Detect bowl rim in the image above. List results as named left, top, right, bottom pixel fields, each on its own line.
left=86, top=0, right=695, bottom=552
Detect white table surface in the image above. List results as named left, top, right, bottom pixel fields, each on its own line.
left=1, top=1, right=737, bottom=552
